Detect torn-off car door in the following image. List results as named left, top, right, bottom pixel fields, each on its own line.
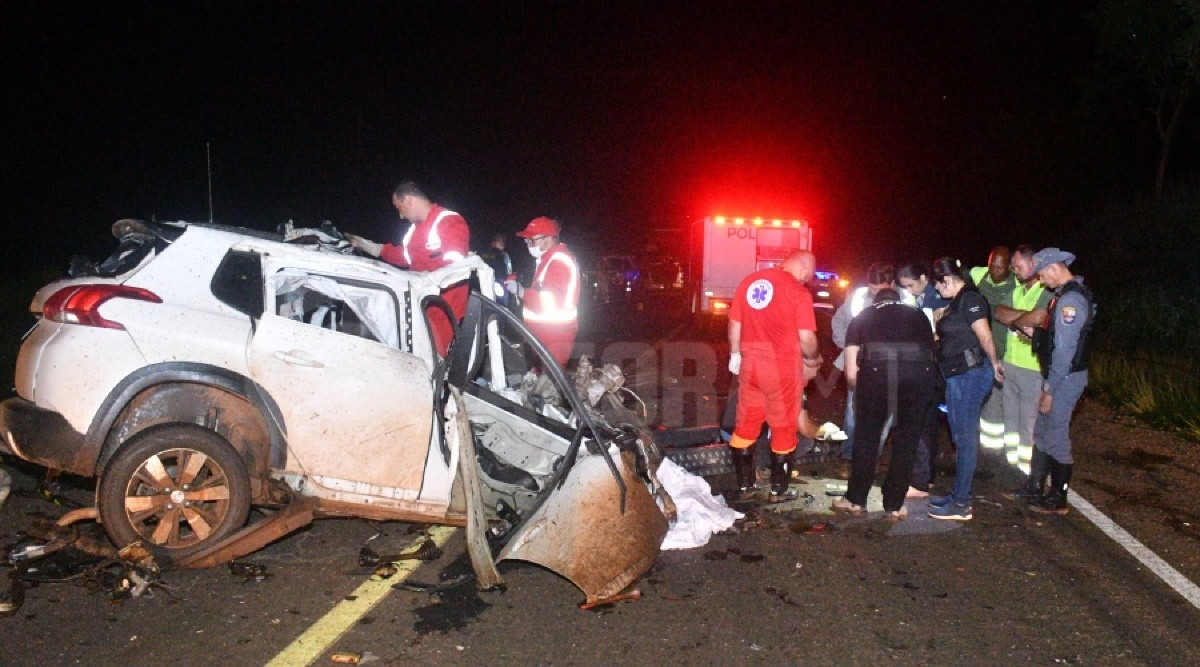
left=447, top=294, right=669, bottom=604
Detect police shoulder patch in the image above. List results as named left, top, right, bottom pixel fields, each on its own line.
left=747, top=279, right=774, bottom=310
left=1061, top=305, right=1077, bottom=324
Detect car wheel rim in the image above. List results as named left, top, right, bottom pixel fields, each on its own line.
left=122, top=448, right=232, bottom=548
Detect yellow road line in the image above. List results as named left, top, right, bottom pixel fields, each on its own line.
left=266, top=525, right=459, bottom=667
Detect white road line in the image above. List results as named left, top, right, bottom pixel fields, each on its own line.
left=1069, top=489, right=1200, bottom=609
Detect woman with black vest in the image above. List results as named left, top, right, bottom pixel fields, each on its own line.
left=927, top=257, right=1004, bottom=521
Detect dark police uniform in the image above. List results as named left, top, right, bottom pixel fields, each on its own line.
left=844, top=300, right=942, bottom=512
left=1031, top=277, right=1094, bottom=512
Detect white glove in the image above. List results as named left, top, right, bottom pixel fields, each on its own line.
left=346, top=234, right=383, bottom=257
left=728, top=352, right=741, bottom=375
left=504, top=278, right=523, bottom=297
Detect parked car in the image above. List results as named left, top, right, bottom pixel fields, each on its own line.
left=0, top=220, right=669, bottom=604
left=587, top=252, right=685, bottom=305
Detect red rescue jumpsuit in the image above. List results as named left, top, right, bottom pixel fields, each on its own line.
left=729, top=267, right=817, bottom=455
left=522, top=243, right=580, bottom=366
left=379, top=205, right=469, bottom=357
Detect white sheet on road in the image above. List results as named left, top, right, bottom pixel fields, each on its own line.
left=657, top=458, right=743, bottom=550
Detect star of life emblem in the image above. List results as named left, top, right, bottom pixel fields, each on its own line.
left=748, top=279, right=774, bottom=310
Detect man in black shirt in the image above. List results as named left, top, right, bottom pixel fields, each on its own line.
left=833, top=288, right=942, bottom=520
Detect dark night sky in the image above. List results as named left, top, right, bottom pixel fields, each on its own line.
left=1, top=2, right=1155, bottom=278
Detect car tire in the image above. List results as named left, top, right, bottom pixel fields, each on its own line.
left=98, top=424, right=251, bottom=563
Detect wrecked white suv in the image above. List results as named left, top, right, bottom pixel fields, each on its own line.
left=0, top=220, right=670, bottom=603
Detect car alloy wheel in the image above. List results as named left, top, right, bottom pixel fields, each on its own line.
left=99, top=424, right=251, bottom=560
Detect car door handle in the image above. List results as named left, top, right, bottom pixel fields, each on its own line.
left=273, top=350, right=324, bottom=368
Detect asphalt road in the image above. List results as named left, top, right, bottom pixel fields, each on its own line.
left=2, top=297, right=1199, bottom=665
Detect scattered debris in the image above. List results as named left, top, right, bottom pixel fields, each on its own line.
left=1, top=575, right=24, bottom=617
left=580, top=586, right=641, bottom=610
left=1, top=527, right=167, bottom=614
left=358, top=539, right=442, bottom=568
left=228, top=561, right=270, bottom=583
left=372, top=564, right=397, bottom=580
left=330, top=652, right=363, bottom=664
left=396, top=573, right=476, bottom=594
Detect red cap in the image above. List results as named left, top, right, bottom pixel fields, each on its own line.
left=517, top=216, right=559, bottom=238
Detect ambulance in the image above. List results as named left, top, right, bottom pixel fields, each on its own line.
left=692, top=215, right=826, bottom=313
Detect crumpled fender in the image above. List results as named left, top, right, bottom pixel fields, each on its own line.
left=498, top=450, right=668, bottom=604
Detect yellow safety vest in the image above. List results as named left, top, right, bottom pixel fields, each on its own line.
left=1003, top=280, right=1047, bottom=371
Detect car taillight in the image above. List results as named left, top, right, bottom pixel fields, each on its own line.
left=42, top=284, right=162, bottom=330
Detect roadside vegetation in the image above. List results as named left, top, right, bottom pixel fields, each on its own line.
left=1077, top=185, right=1200, bottom=444
left=1088, top=288, right=1200, bottom=443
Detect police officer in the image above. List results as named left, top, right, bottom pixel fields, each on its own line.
left=833, top=288, right=941, bottom=521
left=1025, top=248, right=1094, bottom=515
left=831, top=263, right=918, bottom=470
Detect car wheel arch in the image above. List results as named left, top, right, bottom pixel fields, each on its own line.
left=89, top=363, right=285, bottom=491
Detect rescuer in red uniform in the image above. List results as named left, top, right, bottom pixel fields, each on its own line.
left=515, top=216, right=579, bottom=367
left=727, top=250, right=822, bottom=502
left=347, top=181, right=470, bottom=357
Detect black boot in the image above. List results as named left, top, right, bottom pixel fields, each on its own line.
left=768, top=452, right=798, bottom=503
left=732, top=447, right=758, bottom=501
left=1004, top=447, right=1050, bottom=501
left=1031, top=460, right=1072, bottom=515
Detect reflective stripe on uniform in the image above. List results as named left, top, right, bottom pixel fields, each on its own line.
left=1015, top=443, right=1033, bottom=474
left=979, top=419, right=1005, bottom=449
left=442, top=250, right=465, bottom=262
left=523, top=248, right=579, bottom=323
left=980, top=434, right=1005, bottom=449
left=400, top=223, right=416, bottom=266
left=1003, top=432, right=1022, bottom=465
left=424, top=209, right=459, bottom=250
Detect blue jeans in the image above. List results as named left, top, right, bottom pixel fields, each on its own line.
left=945, top=361, right=993, bottom=504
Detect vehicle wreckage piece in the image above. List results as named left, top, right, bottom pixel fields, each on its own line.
left=451, top=388, right=505, bottom=591
left=0, top=466, right=11, bottom=512
left=174, top=492, right=315, bottom=569
left=498, top=450, right=668, bottom=604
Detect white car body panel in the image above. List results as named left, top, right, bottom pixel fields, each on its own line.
left=248, top=312, right=438, bottom=500
left=20, top=323, right=147, bottom=433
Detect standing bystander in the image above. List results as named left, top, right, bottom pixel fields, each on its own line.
left=833, top=288, right=942, bottom=521
left=992, top=245, right=1051, bottom=476
left=970, top=247, right=1016, bottom=459
left=831, top=263, right=917, bottom=471
left=926, top=258, right=1004, bottom=521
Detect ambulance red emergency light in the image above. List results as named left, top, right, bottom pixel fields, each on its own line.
left=693, top=215, right=813, bottom=313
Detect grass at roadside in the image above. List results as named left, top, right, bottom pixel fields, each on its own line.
left=1088, top=352, right=1200, bottom=441
left=1088, top=287, right=1200, bottom=443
